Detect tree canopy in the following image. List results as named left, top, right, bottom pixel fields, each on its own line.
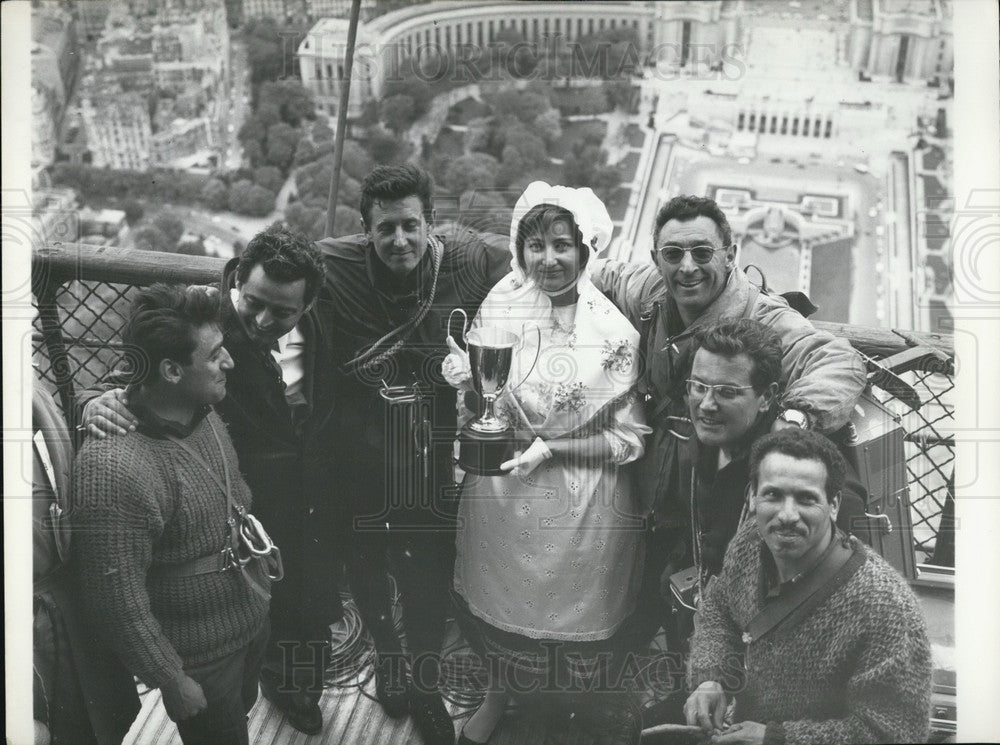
left=442, top=152, right=500, bottom=196
left=381, top=94, right=418, bottom=134
left=244, top=18, right=307, bottom=87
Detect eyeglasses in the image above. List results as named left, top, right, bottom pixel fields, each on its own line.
left=656, top=244, right=719, bottom=264
left=686, top=379, right=755, bottom=401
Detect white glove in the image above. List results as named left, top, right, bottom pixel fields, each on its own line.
left=442, top=335, right=472, bottom=388
left=500, top=437, right=552, bottom=478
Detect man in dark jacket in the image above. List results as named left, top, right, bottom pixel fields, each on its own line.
left=314, top=164, right=510, bottom=745
left=642, top=322, right=871, bottom=734
left=80, top=228, right=342, bottom=735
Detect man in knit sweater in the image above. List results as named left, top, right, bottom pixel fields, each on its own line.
left=81, top=227, right=344, bottom=734
left=681, top=320, right=869, bottom=591
left=71, top=284, right=272, bottom=745
left=684, top=430, right=931, bottom=745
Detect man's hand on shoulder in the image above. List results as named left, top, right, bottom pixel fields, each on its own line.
left=82, top=388, right=138, bottom=438
left=685, top=680, right=728, bottom=733
left=709, top=721, right=766, bottom=745
left=161, top=672, right=207, bottom=721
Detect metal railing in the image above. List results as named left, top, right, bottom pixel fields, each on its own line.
left=32, top=242, right=956, bottom=575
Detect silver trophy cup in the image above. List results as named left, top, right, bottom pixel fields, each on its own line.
left=448, top=309, right=539, bottom=475
left=466, top=326, right=518, bottom=433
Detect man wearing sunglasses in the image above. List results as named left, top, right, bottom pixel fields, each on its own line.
left=590, top=195, right=866, bottom=647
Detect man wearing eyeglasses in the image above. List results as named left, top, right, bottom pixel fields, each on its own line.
left=683, top=320, right=867, bottom=595
left=590, top=195, right=866, bottom=647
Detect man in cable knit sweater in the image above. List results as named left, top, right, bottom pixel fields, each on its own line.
left=684, top=430, right=931, bottom=745
left=71, top=284, right=271, bottom=745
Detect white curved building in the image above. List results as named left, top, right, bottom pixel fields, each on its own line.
left=848, top=0, right=952, bottom=82
left=298, top=1, right=742, bottom=118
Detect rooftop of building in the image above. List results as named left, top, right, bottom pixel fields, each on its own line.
left=877, top=0, right=938, bottom=16
left=32, top=3, right=73, bottom=47
left=78, top=206, right=128, bottom=222
left=300, top=17, right=378, bottom=50
left=362, top=0, right=643, bottom=36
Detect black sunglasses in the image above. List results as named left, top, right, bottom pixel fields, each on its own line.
left=656, top=244, right=719, bottom=264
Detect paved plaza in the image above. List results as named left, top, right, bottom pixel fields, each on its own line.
left=615, top=6, right=951, bottom=329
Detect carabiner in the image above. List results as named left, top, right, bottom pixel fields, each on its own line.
left=240, top=513, right=276, bottom=557
left=224, top=546, right=254, bottom=570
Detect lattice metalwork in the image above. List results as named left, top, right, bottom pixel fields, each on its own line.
left=33, top=280, right=138, bottom=394
left=870, top=364, right=954, bottom=565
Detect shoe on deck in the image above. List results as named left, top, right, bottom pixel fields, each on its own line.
left=374, top=654, right=410, bottom=718
left=259, top=669, right=323, bottom=736
left=409, top=692, right=454, bottom=745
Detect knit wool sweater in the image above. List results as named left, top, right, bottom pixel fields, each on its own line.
left=688, top=520, right=932, bottom=745
left=71, top=410, right=268, bottom=688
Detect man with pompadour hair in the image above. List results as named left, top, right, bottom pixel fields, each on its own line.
left=684, top=429, right=932, bottom=745
left=72, top=283, right=274, bottom=745
left=314, top=163, right=511, bottom=745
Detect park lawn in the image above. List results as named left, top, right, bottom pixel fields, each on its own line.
left=605, top=186, right=631, bottom=222
left=624, top=123, right=645, bottom=148
left=615, top=151, right=640, bottom=182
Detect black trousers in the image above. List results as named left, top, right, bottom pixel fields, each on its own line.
left=343, top=523, right=456, bottom=693
left=338, top=392, right=460, bottom=695
left=174, top=622, right=269, bottom=745
left=253, top=495, right=344, bottom=701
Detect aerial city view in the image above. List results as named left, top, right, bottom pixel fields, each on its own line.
left=24, top=1, right=963, bottom=744
left=30, top=0, right=953, bottom=332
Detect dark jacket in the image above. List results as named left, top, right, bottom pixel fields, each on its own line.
left=683, top=427, right=871, bottom=585
left=313, top=225, right=510, bottom=524
left=216, top=258, right=343, bottom=624
left=217, top=258, right=339, bottom=512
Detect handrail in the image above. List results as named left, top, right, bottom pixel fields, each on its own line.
left=33, top=242, right=955, bottom=361
left=34, top=243, right=224, bottom=287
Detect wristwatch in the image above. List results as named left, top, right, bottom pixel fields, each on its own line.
left=778, top=408, right=810, bottom=429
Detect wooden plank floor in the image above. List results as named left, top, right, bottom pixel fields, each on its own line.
left=123, top=671, right=612, bottom=745
left=122, top=589, right=954, bottom=744
left=121, top=617, right=621, bottom=745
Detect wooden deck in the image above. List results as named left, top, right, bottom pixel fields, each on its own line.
left=122, top=588, right=955, bottom=745
left=121, top=617, right=622, bottom=745
left=125, top=678, right=465, bottom=745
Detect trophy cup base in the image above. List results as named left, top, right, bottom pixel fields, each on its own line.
left=458, top=425, right=516, bottom=477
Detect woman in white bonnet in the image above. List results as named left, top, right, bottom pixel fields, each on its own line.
left=444, top=182, right=651, bottom=744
